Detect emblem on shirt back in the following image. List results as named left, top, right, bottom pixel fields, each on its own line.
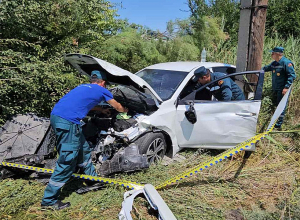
left=218, top=80, right=224, bottom=86
left=277, top=73, right=280, bottom=76
left=288, top=63, right=293, bottom=67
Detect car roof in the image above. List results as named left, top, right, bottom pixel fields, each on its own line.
left=141, top=62, right=235, bottom=72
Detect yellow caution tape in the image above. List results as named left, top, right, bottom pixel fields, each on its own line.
left=155, top=122, right=276, bottom=190
left=0, top=87, right=291, bottom=192
left=0, top=123, right=276, bottom=191
left=0, top=162, right=144, bottom=190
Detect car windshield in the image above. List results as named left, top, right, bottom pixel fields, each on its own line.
left=136, top=69, right=188, bottom=101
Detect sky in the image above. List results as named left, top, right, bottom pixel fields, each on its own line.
left=110, top=0, right=191, bottom=32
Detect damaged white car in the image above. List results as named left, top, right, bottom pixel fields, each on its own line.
left=65, top=54, right=264, bottom=160
left=0, top=54, right=264, bottom=178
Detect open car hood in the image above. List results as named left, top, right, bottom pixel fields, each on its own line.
left=64, top=54, right=163, bottom=103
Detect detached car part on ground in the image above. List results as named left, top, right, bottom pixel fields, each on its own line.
left=0, top=114, right=149, bottom=179
left=0, top=54, right=265, bottom=180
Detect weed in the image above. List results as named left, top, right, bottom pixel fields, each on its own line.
left=0, top=36, right=299, bottom=219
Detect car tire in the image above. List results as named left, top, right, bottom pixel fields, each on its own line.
left=134, top=132, right=167, bottom=164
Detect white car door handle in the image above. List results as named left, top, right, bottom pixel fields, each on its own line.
left=236, top=112, right=257, bottom=117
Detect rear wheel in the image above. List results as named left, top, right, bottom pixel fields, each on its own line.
left=134, top=132, right=167, bottom=164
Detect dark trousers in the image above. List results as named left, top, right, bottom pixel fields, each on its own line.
left=41, top=115, right=96, bottom=206
left=272, top=90, right=288, bottom=127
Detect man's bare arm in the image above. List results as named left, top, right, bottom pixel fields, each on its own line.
left=107, top=99, right=128, bottom=112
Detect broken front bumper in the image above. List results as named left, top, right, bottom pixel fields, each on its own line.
left=119, top=184, right=177, bottom=220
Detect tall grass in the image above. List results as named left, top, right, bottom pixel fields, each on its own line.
left=0, top=36, right=299, bottom=220
left=207, top=36, right=300, bottom=132
left=206, top=39, right=238, bottom=65
left=263, top=35, right=300, bottom=69
left=207, top=35, right=300, bottom=70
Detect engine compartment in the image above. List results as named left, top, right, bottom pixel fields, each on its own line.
left=82, top=84, right=158, bottom=167
left=83, top=108, right=147, bottom=166
left=0, top=85, right=156, bottom=179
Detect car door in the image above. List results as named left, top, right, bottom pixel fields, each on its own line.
left=174, top=70, right=264, bottom=150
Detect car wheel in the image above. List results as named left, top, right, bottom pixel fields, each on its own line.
left=134, top=132, right=167, bottom=164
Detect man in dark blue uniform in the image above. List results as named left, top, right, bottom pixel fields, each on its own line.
left=41, top=70, right=128, bottom=210
left=193, top=66, right=245, bottom=101
left=263, top=47, right=296, bottom=128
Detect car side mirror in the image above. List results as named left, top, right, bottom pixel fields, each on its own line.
left=185, top=102, right=197, bottom=124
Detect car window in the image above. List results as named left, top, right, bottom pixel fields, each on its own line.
left=212, top=67, right=236, bottom=74
left=180, top=71, right=263, bottom=102
left=136, top=69, right=188, bottom=101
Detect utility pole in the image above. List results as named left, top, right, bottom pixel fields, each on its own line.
left=236, top=0, right=268, bottom=99
left=236, top=0, right=269, bottom=72
left=236, top=0, right=253, bottom=73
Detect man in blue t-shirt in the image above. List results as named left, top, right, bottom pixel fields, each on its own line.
left=41, top=70, right=128, bottom=210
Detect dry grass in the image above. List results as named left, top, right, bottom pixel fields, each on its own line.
left=1, top=137, right=299, bottom=219
left=1, top=36, right=300, bottom=219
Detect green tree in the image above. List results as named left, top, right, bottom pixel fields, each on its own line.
left=187, top=0, right=237, bottom=49
left=163, top=17, right=227, bottom=61
left=95, top=28, right=166, bottom=73
left=0, top=0, right=119, bottom=57
left=95, top=27, right=202, bottom=72
left=188, top=0, right=208, bottom=49
left=203, top=16, right=228, bottom=47
left=0, top=39, right=83, bottom=124
left=165, top=35, right=200, bottom=61
left=0, top=0, right=119, bottom=123
left=266, top=0, right=300, bottom=38
left=207, top=0, right=240, bottom=39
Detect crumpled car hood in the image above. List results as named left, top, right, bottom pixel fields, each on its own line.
left=64, top=54, right=162, bottom=103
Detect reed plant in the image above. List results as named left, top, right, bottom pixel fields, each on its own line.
left=207, top=35, right=299, bottom=134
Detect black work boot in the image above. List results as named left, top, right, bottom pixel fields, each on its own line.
left=41, top=200, right=71, bottom=210
left=274, top=124, right=282, bottom=131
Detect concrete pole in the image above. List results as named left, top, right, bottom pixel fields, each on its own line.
left=236, top=0, right=253, bottom=73
left=248, top=0, right=269, bottom=71
left=236, top=0, right=268, bottom=72
left=236, top=0, right=268, bottom=98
